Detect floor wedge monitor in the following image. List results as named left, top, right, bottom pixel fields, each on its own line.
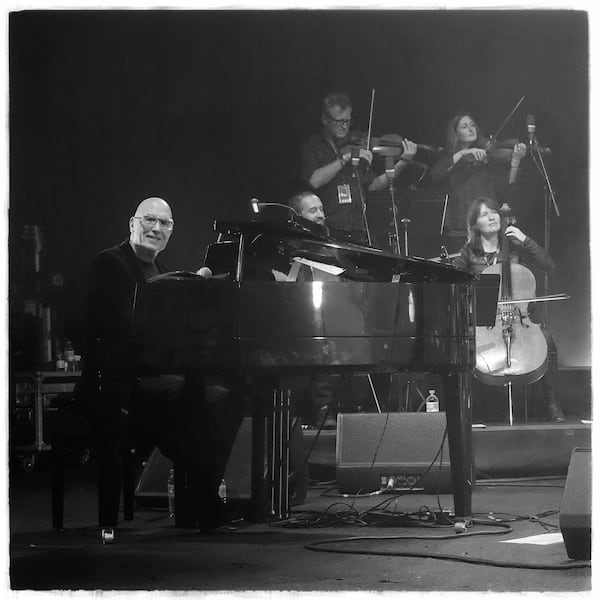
left=336, top=412, right=452, bottom=494
left=559, top=447, right=591, bottom=560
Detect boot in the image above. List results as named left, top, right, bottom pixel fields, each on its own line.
left=544, top=383, right=565, bottom=422
left=547, top=398, right=566, bottom=423
left=540, top=331, right=565, bottom=423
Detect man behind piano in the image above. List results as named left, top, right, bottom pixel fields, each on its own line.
left=288, top=190, right=326, bottom=227
left=80, top=196, right=243, bottom=530
left=283, top=190, right=373, bottom=428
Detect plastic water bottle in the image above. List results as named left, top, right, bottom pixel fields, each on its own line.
left=167, top=468, right=175, bottom=517
left=64, top=341, right=75, bottom=371
left=56, top=353, right=66, bottom=371
left=425, top=389, right=439, bottom=413
left=218, top=478, right=227, bottom=504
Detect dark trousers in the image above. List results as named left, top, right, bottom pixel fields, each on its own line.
left=94, top=373, right=243, bottom=527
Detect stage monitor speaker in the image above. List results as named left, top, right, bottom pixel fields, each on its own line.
left=559, top=447, right=591, bottom=560
left=336, top=412, right=452, bottom=494
left=135, top=416, right=307, bottom=507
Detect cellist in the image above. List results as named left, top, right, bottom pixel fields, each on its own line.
left=453, top=197, right=565, bottom=423
left=300, top=91, right=417, bottom=245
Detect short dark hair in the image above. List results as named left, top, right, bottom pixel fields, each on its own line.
left=288, top=190, right=317, bottom=214
left=322, top=92, right=352, bottom=116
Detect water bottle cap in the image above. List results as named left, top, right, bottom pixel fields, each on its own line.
left=429, top=389, right=435, bottom=394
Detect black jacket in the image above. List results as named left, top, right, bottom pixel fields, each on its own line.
left=82, top=240, right=169, bottom=380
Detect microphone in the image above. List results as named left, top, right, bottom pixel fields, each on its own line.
left=526, top=114, right=536, bottom=145
left=249, top=198, right=298, bottom=218
left=525, top=115, right=551, bottom=154
left=385, top=156, right=395, bottom=181
left=351, top=147, right=360, bottom=178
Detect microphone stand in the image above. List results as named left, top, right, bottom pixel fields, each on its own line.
left=385, top=156, right=402, bottom=255
left=352, top=148, right=373, bottom=246
left=529, top=136, right=560, bottom=328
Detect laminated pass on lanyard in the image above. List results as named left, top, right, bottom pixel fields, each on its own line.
left=337, top=184, right=352, bottom=204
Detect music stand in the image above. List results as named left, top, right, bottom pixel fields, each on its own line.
left=474, top=274, right=500, bottom=326
left=383, top=190, right=448, bottom=258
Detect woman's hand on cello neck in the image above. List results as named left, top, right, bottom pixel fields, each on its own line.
left=504, top=225, right=527, bottom=244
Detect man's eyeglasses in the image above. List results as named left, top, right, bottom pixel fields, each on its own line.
left=326, top=116, right=352, bottom=127
left=133, top=214, right=174, bottom=230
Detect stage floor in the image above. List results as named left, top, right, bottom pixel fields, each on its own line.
left=8, top=451, right=591, bottom=594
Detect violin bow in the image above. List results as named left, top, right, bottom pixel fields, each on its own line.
left=489, top=94, right=526, bottom=143
left=366, top=88, right=375, bottom=149
left=497, top=293, right=570, bottom=305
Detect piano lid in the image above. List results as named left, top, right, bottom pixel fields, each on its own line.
left=213, top=219, right=474, bottom=284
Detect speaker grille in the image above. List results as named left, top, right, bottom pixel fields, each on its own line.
left=336, top=412, right=451, bottom=494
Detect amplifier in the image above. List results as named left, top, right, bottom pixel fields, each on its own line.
left=336, top=412, right=452, bottom=494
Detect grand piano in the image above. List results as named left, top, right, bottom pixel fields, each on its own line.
left=130, top=217, right=477, bottom=525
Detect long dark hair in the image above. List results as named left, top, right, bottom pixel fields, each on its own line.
left=445, top=111, right=488, bottom=154
left=466, top=197, right=502, bottom=255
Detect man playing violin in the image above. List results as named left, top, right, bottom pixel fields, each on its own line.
left=430, top=112, right=527, bottom=252
left=301, top=91, right=417, bottom=245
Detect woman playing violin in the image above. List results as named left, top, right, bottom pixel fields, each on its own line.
left=430, top=112, right=527, bottom=252
left=454, top=197, right=565, bottom=423
left=301, top=91, right=417, bottom=245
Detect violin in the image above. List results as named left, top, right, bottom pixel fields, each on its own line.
left=338, top=131, right=441, bottom=160
left=474, top=204, right=549, bottom=387
left=459, top=137, right=550, bottom=166
left=458, top=137, right=522, bottom=165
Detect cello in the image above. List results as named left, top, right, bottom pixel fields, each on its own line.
left=474, top=204, right=548, bottom=388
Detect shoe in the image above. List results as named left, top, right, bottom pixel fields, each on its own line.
left=315, top=406, right=337, bottom=430
left=548, top=401, right=566, bottom=423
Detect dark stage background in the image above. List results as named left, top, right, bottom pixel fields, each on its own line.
left=9, top=9, right=590, bottom=366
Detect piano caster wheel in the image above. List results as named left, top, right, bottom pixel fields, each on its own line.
left=101, top=528, right=115, bottom=544
left=21, top=455, right=36, bottom=472
left=454, top=521, right=468, bottom=534
left=79, top=448, right=91, bottom=466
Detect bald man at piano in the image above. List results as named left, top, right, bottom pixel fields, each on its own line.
left=79, top=196, right=244, bottom=530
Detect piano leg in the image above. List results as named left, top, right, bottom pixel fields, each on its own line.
left=250, top=385, right=292, bottom=522
left=174, top=374, right=211, bottom=528
left=269, top=389, right=291, bottom=520
left=249, top=387, right=267, bottom=521
left=443, top=370, right=473, bottom=521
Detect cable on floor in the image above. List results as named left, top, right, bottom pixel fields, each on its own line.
left=303, top=518, right=591, bottom=570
